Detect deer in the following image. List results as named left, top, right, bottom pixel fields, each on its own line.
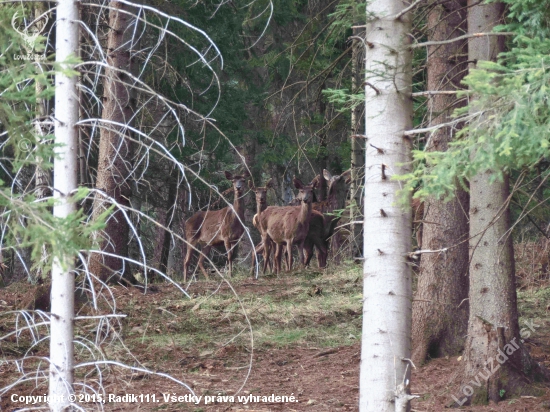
left=291, top=169, right=351, bottom=267
left=258, top=177, right=317, bottom=274
left=183, top=170, right=250, bottom=282
left=249, top=178, right=274, bottom=274
left=257, top=179, right=327, bottom=273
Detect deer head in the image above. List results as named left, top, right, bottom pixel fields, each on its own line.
left=249, top=178, right=273, bottom=208
left=293, top=177, right=317, bottom=204
left=225, top=170, right=250, bottom=196
left=323, top=169, right=351, bottom=210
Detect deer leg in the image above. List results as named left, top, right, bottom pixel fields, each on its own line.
left=304, top=237, right=314, bottom=267
left=281, top=243, right=292, bottom=272
left=297, top=240, right=306, bottom=268
left=286, top=240, right=294, bottom=272
left=197, top=245, right=211, bottom=280
left=274, top=243, right=283, bottom=274
left=251, top=242, right=262, bottom=276
left=315, top=239, right=328, bottom=268
left=225, top=240, right=234, bottom=278
left=262, top=236, right=272, bottom=274
left=183, top=244, right=195, bottom=283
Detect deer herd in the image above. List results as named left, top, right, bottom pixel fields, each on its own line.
left=183, top=169, right=351, bottom=281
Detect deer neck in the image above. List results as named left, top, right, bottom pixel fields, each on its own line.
left=233, top=190, right=246, bottom=219
left=256, top=201, right=265, bottom=217
left=328, top=185, right=345, bottom=212
left=327, top=195, right=338, bottom=212
left=299, top=199, right=312, bottom=223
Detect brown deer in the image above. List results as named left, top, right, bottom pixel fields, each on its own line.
left=183, top=170, right=250, bottom=281
left=249, top=178, right=274, bottom=274
left=258, top=177, right=317, bottom=274
left=300, top=169, right=351, bottom=267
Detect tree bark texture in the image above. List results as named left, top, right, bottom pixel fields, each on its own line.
left=153, top=177, right=177, bottom=275
left=458, top=1, right=547, bottom=405
left=49, top=0, right=79, bottom=408
left=412, top=0, right=470, bottom=365
left=359, top=0, right=414, bottom=410
left=350, top=28, right=364, bottom=260
left=88, top=1, right=136, bottom=283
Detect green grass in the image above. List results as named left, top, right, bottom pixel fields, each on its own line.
left=517, top=286, right=550, bottom=323
left=122, top=262, right=364, bottom=353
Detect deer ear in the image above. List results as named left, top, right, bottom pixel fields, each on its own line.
left=311, top=178, right=319, bottom=189
left=224, top=171, right=233, bottom=180
left=323, top=169, right=332, bottom=181
left=309, top=174, right=320, bottom=187
left=341, top=169, right=351, bottom=184
left=242, top=170, right=251, bottom=178
left=293, top=177, right=304, bottom=189
left=266, top=178, right=274, bottom=189
left=248, top=180, right=255, bottom=190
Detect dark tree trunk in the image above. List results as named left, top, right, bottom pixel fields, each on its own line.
left=350, top=28, right=364, bottom=260
left=158, top=179, right=177, bottom=275
left=456, top=1, right=548, bottom=405
left=88, top=1, right=137, bottom=283
left=412, top=0, right=470, bottom=365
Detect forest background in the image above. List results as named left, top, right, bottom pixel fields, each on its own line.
left=2, top=0, right=550, bottom=410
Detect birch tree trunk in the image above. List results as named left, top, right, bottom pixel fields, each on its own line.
left=359, top=0, right=414, bottom=410
left=49, top=0, right=79, bottom=408
left=456, top=1, right=547, bottom=405
left=88, top=1, right=136, bottom=283
left=411, top=0, right=469, bottom=365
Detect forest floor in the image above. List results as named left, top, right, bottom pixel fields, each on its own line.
left=2, top=250, right=550, bottom=411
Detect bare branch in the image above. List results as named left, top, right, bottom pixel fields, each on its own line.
left=411, top=31, right=514, bottom=49
left=393, top=0, right=425, bottom=20
left=412, top=90, right=466, bottom=97
left=403, top=113, right=479, bottom=136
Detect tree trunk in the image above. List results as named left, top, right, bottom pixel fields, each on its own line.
left=49, top=0, right=79, bottom=408
left=88, top=1, right=136, bottom=283
left=412, top=0, right=469, bottom=365
left=318, top=98, right=328, bottom=202
left=350, top=28, right=364, bottom=260
left=34, top=1, right=53, bottom=282
left=359, top=0, right=414, bottom=410
left=455, top=1, right=547, bottom=405
left=158, top=179, right=177, bottom=275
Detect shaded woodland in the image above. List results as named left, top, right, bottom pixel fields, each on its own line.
left=2, top=0, right=550, bottom=410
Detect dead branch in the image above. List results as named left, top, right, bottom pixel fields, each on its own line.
left=411, top=31, right=514, bottom=49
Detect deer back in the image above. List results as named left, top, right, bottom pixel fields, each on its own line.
left=260, top=177, right=315, bottom=244
left=185, top=170, right=250, bottom=247
left=259, top=205, right=309, bottom=244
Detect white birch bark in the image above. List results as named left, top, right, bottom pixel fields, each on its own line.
left=359, top=0, right=414, bottom=410
left=49, top=0, right=79, bottom=409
